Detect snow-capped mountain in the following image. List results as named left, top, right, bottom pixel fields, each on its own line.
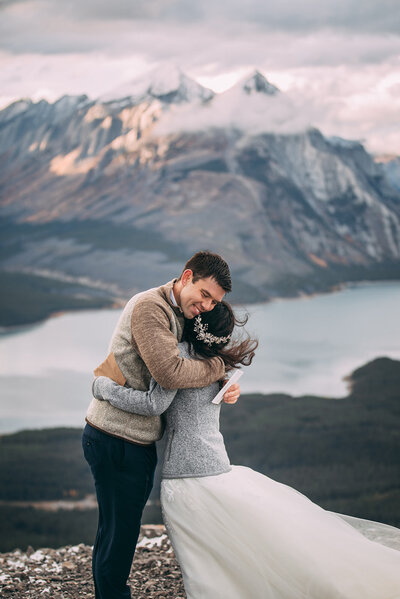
left=101, top=65, right=214, bottom=105
left=0, top=68, right=399, bottom=307
left=240, top=70, right=280, bottom=96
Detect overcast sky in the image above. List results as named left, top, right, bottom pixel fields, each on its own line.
left=1, top=0, right=400, bottom=154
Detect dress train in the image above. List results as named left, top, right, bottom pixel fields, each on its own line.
left=161, top=466, right=400, bottom=599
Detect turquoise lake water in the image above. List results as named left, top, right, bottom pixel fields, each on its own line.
left=1, top=281, right=400, bottom=433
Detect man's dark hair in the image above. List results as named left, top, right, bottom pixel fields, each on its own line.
left=180, top=251, right=232, bottom=292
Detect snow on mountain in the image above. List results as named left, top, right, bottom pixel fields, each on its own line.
left=240, top=70, right=280, bottom=96
left=0, top=99, right=33, bottom=125
left=1, top=66, right=400, bottom=305
left=0, top=95, right=90, bottom=130
left=153, top=69, right=304, bottom=138
left=100, top=67, right=286, bottom=140
left=101, top=65, right=214, bottom=105
left=326, top=136, right=363, bottom=150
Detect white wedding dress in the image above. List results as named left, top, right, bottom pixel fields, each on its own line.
left=92, top=350, right=400, bottom=599
left=161, top=466, right=400, bottom=599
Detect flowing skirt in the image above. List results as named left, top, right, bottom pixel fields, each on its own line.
left=161, top=466, right=400, bottom=599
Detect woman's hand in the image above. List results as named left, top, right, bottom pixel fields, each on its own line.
left=223, top=382, right=240, bottom=404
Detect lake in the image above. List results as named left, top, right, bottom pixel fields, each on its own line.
left=1, top=281, right=400, bottom=433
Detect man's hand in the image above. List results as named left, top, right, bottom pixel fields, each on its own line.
left=223, top=382, right=240, bottom=404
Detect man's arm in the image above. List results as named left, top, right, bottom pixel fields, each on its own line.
left=131, top=300, right=225, bottom=390
left=92, top=376, right=177, bottom=416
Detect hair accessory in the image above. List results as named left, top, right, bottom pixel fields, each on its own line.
left=193, top=315, right=231, bottom=346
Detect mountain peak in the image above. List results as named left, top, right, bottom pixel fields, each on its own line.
left=241, top=70, right=280, bottom=96
left=102, top=65, right=214, bottom=105
left=147, top=65, right=214, bottom=104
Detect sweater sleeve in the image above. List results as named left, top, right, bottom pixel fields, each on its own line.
left=92, top=376, right=177, bottom=417
left=131, top=300, right=225, bottom=390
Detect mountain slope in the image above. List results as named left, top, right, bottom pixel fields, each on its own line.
left=1, top=69, right=400, bottom=319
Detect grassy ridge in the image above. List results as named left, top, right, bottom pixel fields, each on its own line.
left=221, top=357, right=400, bottom=524
left=0, top=357, right=399, bottom=551
left=0, top=428, right=92, bottom=501
left=0, top=504, right=163, bottom=553
left=0, top=270, right=113, bottom=327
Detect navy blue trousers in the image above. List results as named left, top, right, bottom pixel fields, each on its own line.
left=82, top=423, right=157, bottom=599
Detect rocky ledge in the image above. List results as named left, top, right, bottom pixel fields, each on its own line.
left=0, top=525, right=185, bottom=598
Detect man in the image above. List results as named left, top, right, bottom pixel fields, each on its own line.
left=82, top=251, right=240, bottom=599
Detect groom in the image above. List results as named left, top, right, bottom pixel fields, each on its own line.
left=82, top=250, right=240, bottom=599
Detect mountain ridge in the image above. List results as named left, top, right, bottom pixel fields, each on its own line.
left=1, top=67, right=400, bottom=322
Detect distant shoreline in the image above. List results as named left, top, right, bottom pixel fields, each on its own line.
left=2, top=277, right=400, bottom=336
left=1, top=353, right=398, bottom=435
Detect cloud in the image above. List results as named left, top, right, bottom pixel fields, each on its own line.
left=0, top=51, right=155, bottom=105
left=1, top=0, right=399, bottom=84
left=0, top=0, right=399, bottom=154
left=2, top=0, right=400, bottom=34
left=152, top=65, right=400, bottom=155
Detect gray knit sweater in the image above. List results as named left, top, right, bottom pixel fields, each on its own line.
left=92, top=343, right=231, bottom=479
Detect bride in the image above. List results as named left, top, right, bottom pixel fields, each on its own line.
left=92, top=301, right=400, bottom=599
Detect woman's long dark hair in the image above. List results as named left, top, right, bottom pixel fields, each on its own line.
left=183, top=301, right=258, bottom=370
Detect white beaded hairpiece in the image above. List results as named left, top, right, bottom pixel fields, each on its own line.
left=193, top=315, right=231, bottom=346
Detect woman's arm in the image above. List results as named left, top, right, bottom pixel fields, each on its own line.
left=92, top=376, right=178, bottom=416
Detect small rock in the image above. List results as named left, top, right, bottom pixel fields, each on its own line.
left=0, top=525, right=185, bottom=598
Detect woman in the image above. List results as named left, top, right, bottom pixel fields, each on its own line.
left=92, top=302, right=400, bottom=599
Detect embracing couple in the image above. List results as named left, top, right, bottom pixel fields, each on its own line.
left=83, top=251, right=400, bottom=599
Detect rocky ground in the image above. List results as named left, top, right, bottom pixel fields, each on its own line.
left=0, top=525, right=185, bottom=598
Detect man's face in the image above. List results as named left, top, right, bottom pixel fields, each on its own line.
left=179, top=272, right=225, bottom=319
